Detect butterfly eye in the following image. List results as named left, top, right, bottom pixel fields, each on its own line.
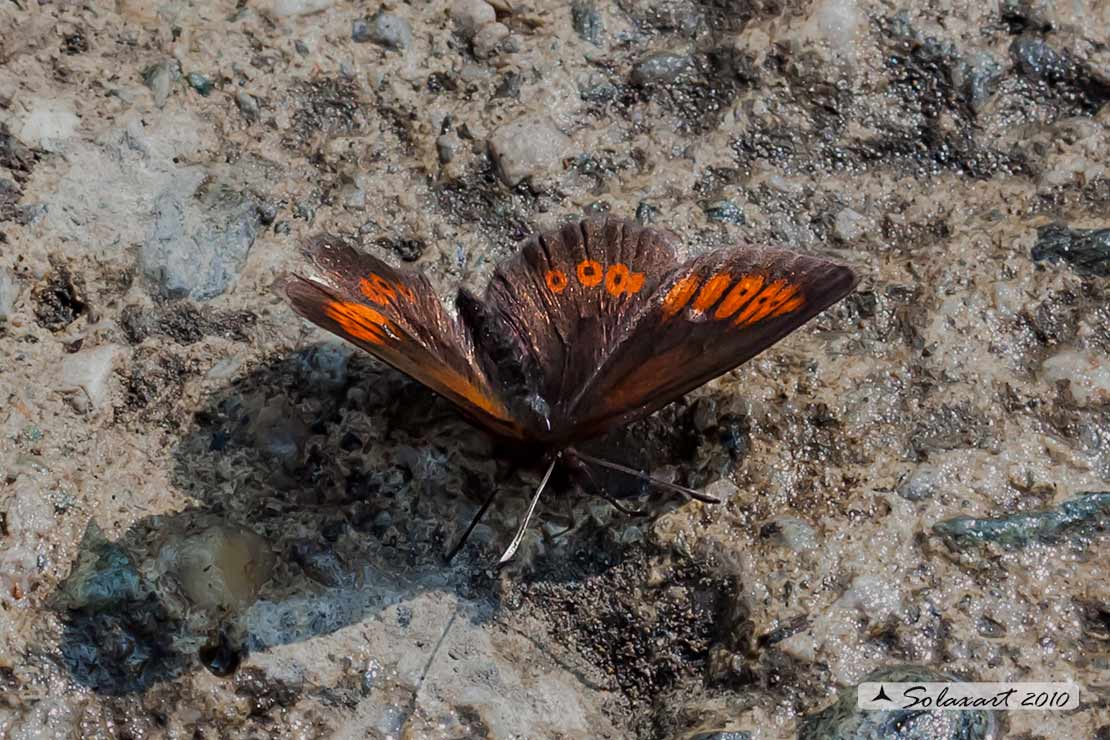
left=545, top=269, right=568, bottom=294
left=576, top=260, right=603, bottom=287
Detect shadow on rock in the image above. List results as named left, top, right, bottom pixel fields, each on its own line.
left=52, top=343, right=737, bottom=700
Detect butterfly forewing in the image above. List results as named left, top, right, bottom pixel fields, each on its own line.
left=567, top=244, right=859, bottom=439
left=277, top=235, right=526, bottom=440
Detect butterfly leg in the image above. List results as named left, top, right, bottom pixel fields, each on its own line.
left=565, top=448, right=649, bottom=517
left=444, top=486, right=501, bottom=564
left=572, top=449, right=721, bottom=505
left=542, top=493, right=578, bottom=541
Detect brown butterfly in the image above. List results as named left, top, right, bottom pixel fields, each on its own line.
left=277, top=216, right=858, bottom=562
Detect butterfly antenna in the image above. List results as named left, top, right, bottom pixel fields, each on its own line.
left=444, top=487, right=502, bottom=564
left=498, top=453, right=560, bottom=565
left=573, top=451, right=721, bottom=504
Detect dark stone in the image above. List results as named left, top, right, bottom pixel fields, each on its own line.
left=1010, top=36, right=1110, bottom=114
left=494, top=72, right=522, bottom=99
left=0, top=124, right=35, bottom=176
left=571, top=0, right=602, bottom=45
left=33, top=261, right=87, bottom=331
left=1032, top=222, right=1110, bottom=277
left=186, top=72, right=213, bottom=96
left=635, top=201, right=659, bottom=224
left=704, top=200, right=745, bottom=225
left=199, top=631, right=244, bottom=677
left=351, top=18, right=371, bottom=42
left=376, top=236, right=426, bottom=262
left=62, top=31, right=88, bottom=55
left=933, top=492, right=1110, bottom=550
left=357, top=10, right=413, bottom=50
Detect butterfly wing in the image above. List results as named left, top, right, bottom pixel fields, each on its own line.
left=566, top=245, right=859, bottom=440
left=476, top=217, right=680, bottom=428
left=476, top=217, right=857, bottom=444
left=277, top=235, right=527, bottom=440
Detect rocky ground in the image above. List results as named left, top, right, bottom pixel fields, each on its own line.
left=1, top=0, right=1109, bottom=737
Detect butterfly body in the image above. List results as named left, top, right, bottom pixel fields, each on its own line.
left=279, top=216, right=857, bottom=456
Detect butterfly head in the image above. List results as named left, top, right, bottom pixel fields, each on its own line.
left=515, top=392, right=553, bottom=434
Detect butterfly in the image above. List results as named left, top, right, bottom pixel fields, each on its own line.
left=277, top=216, right=858, bottom=562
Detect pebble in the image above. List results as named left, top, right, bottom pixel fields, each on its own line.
left=487, top=115, right=570, bottom=187
left=140, top=179, right=262, bottom=300
left=571, top=0, right=602, bottom=45
left=833, top=207, right=867, bottom=242
left=437, top=130, right=462, bottom=164
left=235, top=91, right=260, bottom=122
left=16, top=98, right=80, bottom=153
left=953, top=52, right=1003, bottom=112
left=798, top=664, right=996, bottom=740
left=1010, top=36, right=1068, bottom=83
left=270, top=0, right=333, bottom=17
left=159, top=524, right=275, bottom=613
left=631, top=52, right=691, bottom=86
left=472, top=22, right=509, bottom=58
left=704, top=200, right=745, bottom=225
left=249, top=397, right=309, bottom=466
left=1041, top=350, right=1110, bottom=406
left=1031, top=222, right=1110, bottom=277
left=635, top=201, right=659, bottom=224
left=352, top=18, right=371, bottom=42
left=451, top=0, right=496, bottom=39
left=0, top=268, right=18, bottom=325
left=812, top=0, right=862, bottom=53
left=186, top=73, right=213, bottom=96
left=897, top=464, right=940, bottom=501
left=933, top=491, right=1110, bottom=550
left=54, top=522, right=142, bottom=610
left=142, top=59, right=180, bottom=108
left=761, top=516, right=818, bottom=552
left=60, top=344, right=123, bottom=412
left=357, top=11, right=412, bottom=50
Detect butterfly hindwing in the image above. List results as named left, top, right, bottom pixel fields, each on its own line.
left=277, top=235, right=526, bottom=440
left=567, top=243, right=859, bottom=439
left=480, top=218, right=679, bottom=423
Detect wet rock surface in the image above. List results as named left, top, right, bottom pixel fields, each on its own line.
left=1, top=0, right=1108, bottom=738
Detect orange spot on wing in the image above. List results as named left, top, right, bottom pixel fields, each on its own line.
left=605, top=264, right=644, bottom=296
left=577, top=259, right=603, bottom=287
left=734, top=280, right=797, bottom=326
left=324, top=301, right=395, bottom=345
left=360, top=274, right=397, bottom=305
left=714, top=274, right=765, bottom=319
left=627, top=271, right=645, bottom=293
left=395, top=282, right=416, bottom=302
left=769, top=293, right=805, bottom=318
left=692, top=272, right=731, bottom=312
left=661, top=273, right=701, bottom=319
left=545, top=269, right=568, bottom=294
